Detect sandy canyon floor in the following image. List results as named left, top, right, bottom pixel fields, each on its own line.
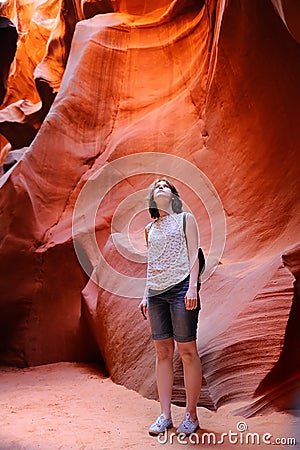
left=0, top=363, right=299, bottom=450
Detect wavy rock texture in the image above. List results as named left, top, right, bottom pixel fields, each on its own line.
left=1, top=0, right=60, bottom=106
left=0, top=0, right=59, bottom=155
left=0, top=0, right=117, bottom=154
left=0, top=0, right=300, bottom=416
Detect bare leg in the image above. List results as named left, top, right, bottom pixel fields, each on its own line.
left=177, top=340, right=202, bottom=421
left=154, top=337, right=174, bottom=419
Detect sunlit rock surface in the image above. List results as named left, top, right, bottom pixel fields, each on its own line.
left=0, top=0, right=300, bottom=415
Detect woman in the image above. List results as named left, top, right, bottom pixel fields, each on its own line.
left=139, top=178, right=202, bottom=436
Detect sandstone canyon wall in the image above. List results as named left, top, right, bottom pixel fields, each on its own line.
left=0, top=0, right=300, bottom=416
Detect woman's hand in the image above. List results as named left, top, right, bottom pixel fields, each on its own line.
left=185, top=287, right=198, bottom=310
left=139, top=298, right=148, bottom=320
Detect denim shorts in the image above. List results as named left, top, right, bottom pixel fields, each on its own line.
left=147, top=277, right=200, bottom=343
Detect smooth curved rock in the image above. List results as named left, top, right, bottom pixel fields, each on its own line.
left=271, top=0, right=300, bottom=43
left=0, top=0, right=299, bottom=416
left=234, top=244, right=300, bottom=417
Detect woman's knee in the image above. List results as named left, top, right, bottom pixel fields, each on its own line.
left=177, top=341, right=199, bottom=364
left=154, top=338, right=174, bottom=360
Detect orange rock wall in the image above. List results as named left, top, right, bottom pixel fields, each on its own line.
left=0, top=0, right=300, bottom=414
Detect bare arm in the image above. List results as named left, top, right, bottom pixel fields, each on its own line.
left=185, top=213, right=199, bottom=310
left=139, top=225, right=150, bottom=319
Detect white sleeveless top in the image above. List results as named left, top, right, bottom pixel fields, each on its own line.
left=146, top=212, right=190, bottom=291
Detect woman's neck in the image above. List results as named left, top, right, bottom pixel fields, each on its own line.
left=158, top=206, right=174, bottom=217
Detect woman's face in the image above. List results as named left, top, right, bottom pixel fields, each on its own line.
left=153, top=180, right=172, bottom=201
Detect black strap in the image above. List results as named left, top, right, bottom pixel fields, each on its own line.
left=183, top=213, right=205, bottom=281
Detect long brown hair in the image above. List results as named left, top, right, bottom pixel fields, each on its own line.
left=148, top=178, right=183, bottom=219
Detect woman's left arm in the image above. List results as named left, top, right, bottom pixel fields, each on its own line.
left=185, top=213, right=199, bottom=310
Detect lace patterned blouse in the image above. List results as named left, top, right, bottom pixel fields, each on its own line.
left=146, top=212, right=190, bottom=291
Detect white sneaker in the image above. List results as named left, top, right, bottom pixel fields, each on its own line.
left=176, top=412, right=199, bottom=435
left=149, top=414, right=173, bottom=436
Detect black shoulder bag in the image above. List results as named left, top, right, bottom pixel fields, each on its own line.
left=183, top=212, right=205, bottom=291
